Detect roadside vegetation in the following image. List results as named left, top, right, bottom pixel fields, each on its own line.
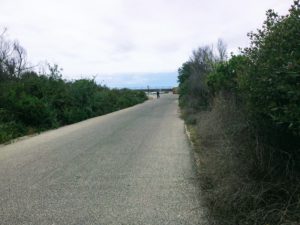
left=178, top=2, right=300, bottom=224
left=0, top=31, right=147, bottom=144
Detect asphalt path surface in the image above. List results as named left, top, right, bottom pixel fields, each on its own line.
left=0, top=94, right=205, bottom=225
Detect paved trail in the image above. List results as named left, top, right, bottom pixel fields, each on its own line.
left=0, top=94, right=205, bottom=225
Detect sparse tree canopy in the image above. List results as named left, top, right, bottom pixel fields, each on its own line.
left=0, top=30, right=28, bottom=80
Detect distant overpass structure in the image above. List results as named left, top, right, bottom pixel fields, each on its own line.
left=129, top=86, right=175, bottom=92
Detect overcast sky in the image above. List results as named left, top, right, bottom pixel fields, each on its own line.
left=0, top=0, right=292, bottom=87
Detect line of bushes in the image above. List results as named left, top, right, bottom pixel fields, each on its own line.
left=0, top=34, right=147, bottom=144
left=178, top=1, right=300, bottom=224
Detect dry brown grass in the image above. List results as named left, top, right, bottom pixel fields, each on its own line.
left=186, top=95, right=300, bottom=225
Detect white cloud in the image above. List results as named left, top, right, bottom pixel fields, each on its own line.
left=0, top=0, right=293, bottom=86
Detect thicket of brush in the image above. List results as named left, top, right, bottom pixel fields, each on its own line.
left=0, top=32, right=147, bottom=144
left=178, top=2, right=300, bottom=224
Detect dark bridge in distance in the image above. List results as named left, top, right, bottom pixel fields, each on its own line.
left=129, top=86, right=175, bottom=92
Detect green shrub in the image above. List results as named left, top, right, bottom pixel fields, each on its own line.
left=0, top=75, right=147, bottom=143
left=0, top=121, right=26, bottom=143
left=241, top=2, right=300, bottom=135
left=207, top=55, right=248, bottom=96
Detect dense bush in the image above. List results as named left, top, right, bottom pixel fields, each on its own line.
left=207, top=55, right=248, bottom=96
left=178, top=1, right=300, bottom=224
left=0, top=33, right=147, bottom=143
left=0, top=73, right=147, bottom=143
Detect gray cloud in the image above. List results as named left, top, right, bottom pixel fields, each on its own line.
left=0, top=0, right=293, bottom=86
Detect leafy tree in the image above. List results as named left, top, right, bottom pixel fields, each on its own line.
left=178, top=46, right=217, bottom=110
